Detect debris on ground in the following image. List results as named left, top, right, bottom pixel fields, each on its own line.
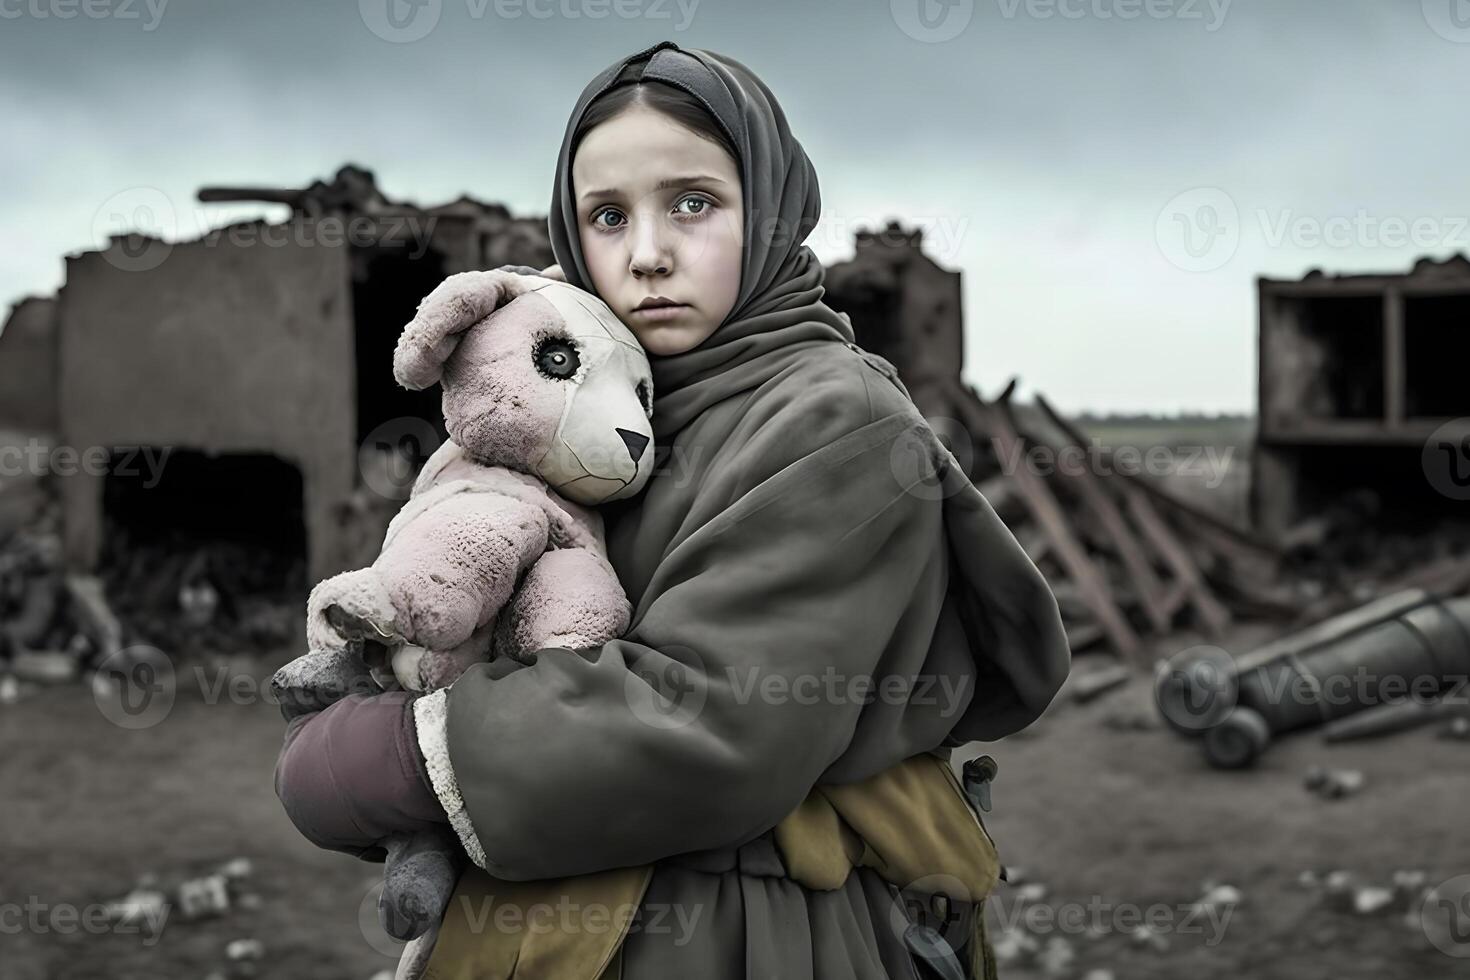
left=102, top=856, right=264, bottom=929
left=1304, top=866, right=1435, bottom=920
left=1303, top=766, right=1366, bottom=800
left=1035, top=935, right=1076, bottom=976
left=1190, top=881, right=1243, bottom=915
left=1129, top=923, right=1170, bottom=952
left=1438, top=716, right=1470, bottom=741
left=224, top=938, right=264, bottom=960
left=1155, top=589, right=1470, bottom=768
left=0, top=499, right=301, bottom=693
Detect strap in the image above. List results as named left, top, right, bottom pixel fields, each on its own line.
left=970, top=906, right=1001, bottom=980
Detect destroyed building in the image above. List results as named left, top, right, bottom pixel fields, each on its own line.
left=824, top=220, right=966, bottom=423
left=1, top=166, right=555, bottom=585
left=1, top=169, right=988, bottom=660
left=1253, top=255, right=1470, bottom=536
left=11, top=164, right=1463, bottom=671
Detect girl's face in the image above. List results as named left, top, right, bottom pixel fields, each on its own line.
left=573, top=103, right=744, bottom=356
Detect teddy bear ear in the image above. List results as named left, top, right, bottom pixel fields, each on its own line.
left=392, top=269, right=537, bottom=390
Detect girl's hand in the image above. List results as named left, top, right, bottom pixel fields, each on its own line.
left=537, top=263, right=565, bottom=282
left=274, top=691, right=447, bottom=855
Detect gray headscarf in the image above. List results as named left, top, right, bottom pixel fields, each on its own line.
left=546, top=40, right=855, bottom=439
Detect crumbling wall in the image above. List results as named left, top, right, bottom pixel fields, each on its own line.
left=824, top=222, right=964, bottom=423
left=0, top=297, right=60, bottom=434
left=57, top=224, right=356, bottom=583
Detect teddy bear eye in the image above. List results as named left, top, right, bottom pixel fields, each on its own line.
left=535, top=339, right=581, bottom=380
left=636, top=380, right=652, bottom=417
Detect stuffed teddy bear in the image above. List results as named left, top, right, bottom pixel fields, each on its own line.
left=269, top=269, right=655, bottom=959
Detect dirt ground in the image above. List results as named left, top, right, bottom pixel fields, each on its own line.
left=3, top=621, right=1467, bottom=980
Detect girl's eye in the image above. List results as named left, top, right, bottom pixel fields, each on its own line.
left=591, top=208, right=625, bottom=230
left=590, top=196, right=710, bottom=231
left=675, top=196, right=709, bottom=217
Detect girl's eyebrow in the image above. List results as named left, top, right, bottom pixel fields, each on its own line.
left=580, top=174, right=731, bottom=201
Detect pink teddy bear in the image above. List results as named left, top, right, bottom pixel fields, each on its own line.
left=270, top=269, right=654, bottom=949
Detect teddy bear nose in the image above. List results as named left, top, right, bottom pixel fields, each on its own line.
left=616, top=428, right=650, bottom=463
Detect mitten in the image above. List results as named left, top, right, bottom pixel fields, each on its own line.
left=273, top=691, right=446, bottom=854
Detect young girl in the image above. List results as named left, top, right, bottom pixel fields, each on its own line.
left=275, top=41, right=1070, bottom=979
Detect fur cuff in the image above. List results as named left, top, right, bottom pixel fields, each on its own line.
left=412, top=689, right=488, bottom=872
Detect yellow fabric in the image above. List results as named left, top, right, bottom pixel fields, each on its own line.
left=422, top=751, right=999, bottom=979
left=781, top=751, right=1002, bottom=901
left=420, top=864, right=652, bottom=980
left=771, top=790, right=868, bottom=889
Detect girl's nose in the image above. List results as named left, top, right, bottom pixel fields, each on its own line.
left=628, top=220, right=672, bottom=279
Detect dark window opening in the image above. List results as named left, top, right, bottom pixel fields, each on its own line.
left=1281, top=296, right=1384, bottom=420
left=1404, top=293, right=1470, bottom=419
left=99, top=449, right=306, bottom=655
left=352, top=245, right=451, bottom=450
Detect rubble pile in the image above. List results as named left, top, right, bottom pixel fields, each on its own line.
left=949, top=377, right=1470, bottom=665
left=948, top=379, right=1276, bottom=663
left=0, top=499, right=301, bottom=693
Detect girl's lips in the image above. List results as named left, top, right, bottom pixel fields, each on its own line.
left=631, top=304, right=689, bottom=321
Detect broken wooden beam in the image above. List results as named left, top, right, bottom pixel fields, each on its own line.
left=950, top=380, right=1143, bottom=662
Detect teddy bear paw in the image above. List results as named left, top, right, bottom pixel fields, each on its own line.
left=307, top=568, right=403, bottom=663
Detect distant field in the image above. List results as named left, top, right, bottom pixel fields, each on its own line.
left=1069, top=416, right=1256, bottom=454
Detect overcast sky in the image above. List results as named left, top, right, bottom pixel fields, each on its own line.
left=3, top=0, right=1467, bottom=413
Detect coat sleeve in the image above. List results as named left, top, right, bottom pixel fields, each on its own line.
left=412, top=409, right=991, bottom=881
